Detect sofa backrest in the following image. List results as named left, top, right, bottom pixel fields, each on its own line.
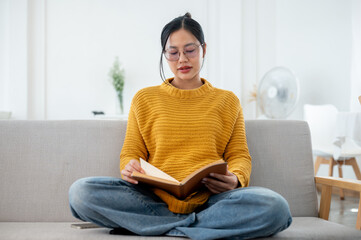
left=246, top=120, right=318, bottom=217
left=0, top=120, right=127, bottom=222
left=0, top=119, right=318, bottom=222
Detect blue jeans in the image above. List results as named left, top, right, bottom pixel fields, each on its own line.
left=69, top=177, right=292, bottom=240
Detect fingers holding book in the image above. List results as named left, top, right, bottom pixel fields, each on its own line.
left=202, top=169, right=239, bottom=194
left=121, top=159, right=146, bottom=184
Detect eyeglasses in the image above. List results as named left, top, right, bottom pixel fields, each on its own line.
left=164, top=43, right=204, bottom=61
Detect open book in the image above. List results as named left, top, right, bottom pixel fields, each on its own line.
left=131, top=158, right=227, bottom=199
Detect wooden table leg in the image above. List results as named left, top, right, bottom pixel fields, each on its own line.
left=357, top=192, right=361, bottom=230
left=319, top=185, right=332, bottom=220
left=337, top=161, right=345, bottom=200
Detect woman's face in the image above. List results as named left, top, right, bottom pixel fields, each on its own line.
left=164, top=28, right=206, bottom=83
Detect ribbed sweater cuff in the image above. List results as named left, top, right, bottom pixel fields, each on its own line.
left=233, top=172, right=247, bottom=188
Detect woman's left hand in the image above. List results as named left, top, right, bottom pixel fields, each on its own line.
left=202, top=169, right=240, bottom=194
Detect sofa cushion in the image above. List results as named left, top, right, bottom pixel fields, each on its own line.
left=0, top=120, right=127, bottom=221
left=1, top=218, right=360, bottom=240
left=246, top=120, right=319, bottom=217
left=261, top=217, right=361, bottom=239
left=0, top=222, right=179, bottom=240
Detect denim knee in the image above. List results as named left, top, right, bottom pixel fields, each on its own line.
left=68, top=177, right=94, bottom=217
left=256, top=188, right=292, bottom=235
left=230, top=187, right=292, bottom=235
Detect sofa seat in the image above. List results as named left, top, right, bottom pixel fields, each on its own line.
left=0, top=222, right=179, bottom=240
left=268, top=217, right=361, bottom=239
left=1, top=218, right=360, bottom=240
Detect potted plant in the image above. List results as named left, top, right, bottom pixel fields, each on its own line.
left=108, top=57, right=125, bottom=115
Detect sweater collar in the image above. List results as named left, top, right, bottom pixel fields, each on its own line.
left=160, top=77, right=214, bottom=99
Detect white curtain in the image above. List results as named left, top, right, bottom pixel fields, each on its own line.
left=350, top=0, right=361, bottom=111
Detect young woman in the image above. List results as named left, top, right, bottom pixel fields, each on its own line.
left=69, top=13, right=292, bottom=240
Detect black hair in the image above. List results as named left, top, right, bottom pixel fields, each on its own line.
left=159, top=12, right=206, bottom=82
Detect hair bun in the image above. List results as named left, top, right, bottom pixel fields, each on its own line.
left=184, top=12, right=192, bottom=18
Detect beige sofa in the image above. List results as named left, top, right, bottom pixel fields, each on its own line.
left=1, top=120, right=361, bottom=239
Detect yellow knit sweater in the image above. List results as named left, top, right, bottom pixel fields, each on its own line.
left=120, top=77, right=252, bottom=214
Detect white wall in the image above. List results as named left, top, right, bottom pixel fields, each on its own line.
left=276, top=0, right=353, bottom=120
left=0, top=0, right=9, bottom=111
left=0, top=0, right=246, bottom=119
left=2, top=0, right=357, bottom=119
left=0, top=0, right=28, bottom=119
left=241, top=0, right=278, bottom=118
left=28, top=0, right=46, bottom=119
left=1, top=0, right=354, bottom=120
left=350, top=0, right=361, bottom=112
left=45, top=0, right=207, bottom=119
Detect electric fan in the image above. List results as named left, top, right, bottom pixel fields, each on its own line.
left=257, top=66, right=299, bottom=119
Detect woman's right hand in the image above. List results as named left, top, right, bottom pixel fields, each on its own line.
left=121, top=159, right=145, bottom=184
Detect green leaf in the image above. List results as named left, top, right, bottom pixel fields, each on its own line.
left=108, top=56, right=125, bottom=93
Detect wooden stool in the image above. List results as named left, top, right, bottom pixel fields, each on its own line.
left=314, top=156, right=361, bottom=200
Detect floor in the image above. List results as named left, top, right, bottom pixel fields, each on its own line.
left=318, top=191, right=359, bottom=228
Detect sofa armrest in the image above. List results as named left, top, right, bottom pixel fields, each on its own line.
left=315, top=176, right=361, bottom=230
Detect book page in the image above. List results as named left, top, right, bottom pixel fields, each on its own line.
left=140, top=158, right=179, bottom=183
